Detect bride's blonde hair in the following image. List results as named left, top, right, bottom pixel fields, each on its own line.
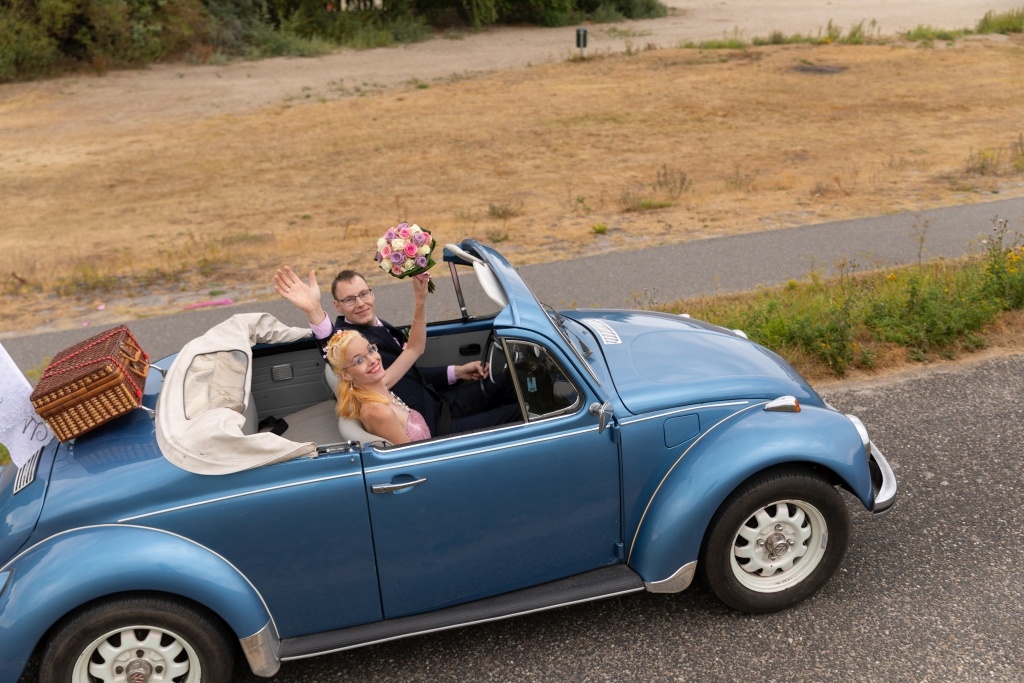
left=325, top=330, right=390, bottom=419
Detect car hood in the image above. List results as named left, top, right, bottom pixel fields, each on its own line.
left=564, top=310, right=823, bottom=415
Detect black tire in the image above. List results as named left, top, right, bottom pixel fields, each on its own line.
left=40, top=595, right=235, bottom=683
left=700, top=468, right=850, bottom=614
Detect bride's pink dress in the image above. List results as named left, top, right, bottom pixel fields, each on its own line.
left=405, top=408, right=431, bottom=442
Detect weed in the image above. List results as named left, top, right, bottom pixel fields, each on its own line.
left=966, top=147, right=1003, bottom=176
left=487, top=201, right=523, bottom=220
left=568, top=193, right=592, bottom=214
left=655, top=164, right=691, bottom=199
left=685, top=35, right=750, bottom=50
left=632, top=288, right=661, bottom=308
left=604, top=27, right=653, bottom=39
left=485, top=228, right=509, bottom=243
left=53, top=263, right=119, bottom=296
left=591, top=223, right=608, bottom=235
left=976, top=8, right=1024, bottom=34
left=619, top=188, right=672, bottom=212
left=725, top=165, right=757, bottom=192
left=904, top=25, right=972, bottom=42
left=1011, top=134, right=1024, bottom=172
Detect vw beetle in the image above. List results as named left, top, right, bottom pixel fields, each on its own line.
left=0, top=240, right=896, bottom=682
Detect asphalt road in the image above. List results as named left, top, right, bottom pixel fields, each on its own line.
left=223, top=352, right=1023, bottom=683
left=3, top=196, right=1023, bottom=373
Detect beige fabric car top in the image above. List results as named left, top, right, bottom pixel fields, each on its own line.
left=156, top=312, right=317, bottom=475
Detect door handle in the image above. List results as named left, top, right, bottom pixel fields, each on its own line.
left=371, top=477, right=427, bottom=494
left=459, top=343, right=481, bottom=356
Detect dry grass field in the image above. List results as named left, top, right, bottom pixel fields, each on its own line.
left=2, top=33, right=1024, bottom=335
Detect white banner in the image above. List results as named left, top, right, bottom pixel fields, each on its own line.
left=0, top=343, right=54, bottom=467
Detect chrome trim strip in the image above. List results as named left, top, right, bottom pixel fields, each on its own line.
left=643, top=561, right=697, bottom=594
left=870, top=442, right=898, bottom=514
left=0, top=523, right=277, bottom=637
left=241, top=620, right=281, bottom=677
left=281, top=585, right=646, bottom=661
left=365, top=417, right=526, bottom=453
left=617, top=401, right=751, bottom=427
left=13, top=448, right=42, bottom=494
left=626, top=402, right=768, bottom=563
left=118, top=472, right=362, bottom=522
left=365, top=424, right=599, bottom=474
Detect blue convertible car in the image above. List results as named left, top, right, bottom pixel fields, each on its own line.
left=0, top=240, right=896, bottom=682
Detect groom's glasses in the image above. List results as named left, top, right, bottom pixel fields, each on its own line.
left=343, top=344, right=379, bottom=369
left=336, top=289, right=374, bottom=307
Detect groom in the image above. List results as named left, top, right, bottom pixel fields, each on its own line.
left=274, top=266, right=518, bottom=436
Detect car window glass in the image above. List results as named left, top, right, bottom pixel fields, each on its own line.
left=506, top=341, right=581, bottom=420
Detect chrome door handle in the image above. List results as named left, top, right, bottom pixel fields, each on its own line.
left=371, top=477, right=427, bottom=494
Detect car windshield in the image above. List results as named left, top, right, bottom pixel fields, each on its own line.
left=542, top=304, right=602, bottom=386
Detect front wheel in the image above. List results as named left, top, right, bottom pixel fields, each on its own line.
left=40, top=595, right=235, bottom=683
left=700, top=468, right=850, bottom=613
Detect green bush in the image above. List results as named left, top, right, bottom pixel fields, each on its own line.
left=864, top=265, right=995, bottom=358
left=496, top=0, right=576, bottom=27
left=1, top=0, right=208, bottom=81
left=578, top=0, right=665, bottom=20
left=0, top=4, right=61, bottom=81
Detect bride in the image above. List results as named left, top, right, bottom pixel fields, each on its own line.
left=324, top=274, right=432, bottom=444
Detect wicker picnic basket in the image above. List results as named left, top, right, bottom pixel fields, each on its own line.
left=30, top=325, right=150, bottom=441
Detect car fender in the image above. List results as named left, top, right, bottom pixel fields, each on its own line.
left=626, top=403, right=871, bottom=586
left=0, top=524, right=276, bottom=680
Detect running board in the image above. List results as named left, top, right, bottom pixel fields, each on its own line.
left=280, top=564, right=644, bottom=660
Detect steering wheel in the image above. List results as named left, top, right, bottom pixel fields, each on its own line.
left=480, top=330, right=510, bottom=397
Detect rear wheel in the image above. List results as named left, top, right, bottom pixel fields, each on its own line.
left=41, top=595, right=234, bottom=683
left=700, top=468, right=850, bottom=613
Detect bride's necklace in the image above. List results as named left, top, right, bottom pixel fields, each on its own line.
left=389, top=391, right=409, bottom=412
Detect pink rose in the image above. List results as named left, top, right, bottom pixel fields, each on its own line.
left=404, top=243, right=418, bottom=257
left=391, top=265, right=403, bottom=275
left=398, top=224, right=412, bottom=239
left=380, top=245, right=392, bottom=258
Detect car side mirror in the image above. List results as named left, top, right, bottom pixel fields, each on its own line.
left=589, top=401, right=614, bottom=433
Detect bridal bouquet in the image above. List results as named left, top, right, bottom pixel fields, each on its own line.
left=375, top=222, right=437, bottom=292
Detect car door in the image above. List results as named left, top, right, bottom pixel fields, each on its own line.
left=362, top=339, right=622, bottom=619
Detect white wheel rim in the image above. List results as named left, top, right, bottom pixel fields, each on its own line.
left=729, top=498, right=828, bottom=594
left=72, top=624, right=201, bottom=683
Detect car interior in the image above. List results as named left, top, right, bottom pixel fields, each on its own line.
left=237, top=245, right=581, bottom=453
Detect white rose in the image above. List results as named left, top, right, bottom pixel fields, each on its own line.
left=391, top=238, right=406, bottom=251
left=418, top=244, right=430, bottom=256
left=401, top=259, right=416, bottom=272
